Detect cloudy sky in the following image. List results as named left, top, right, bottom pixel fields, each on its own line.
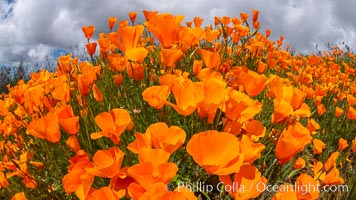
left=0, top=0, right=355, bottom=66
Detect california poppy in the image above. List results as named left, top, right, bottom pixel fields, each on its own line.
left=62, top=150, right=95, bottom=199
left=239, top=135, right=265, bottom=163
left=186, top=130, right=244, bottom=175
left=160, top=48, right=183, bottom=67
left=275, top=122, right=312, bottom=164
left=82, top=25, right=95, bottom=42
left=128, top=12, right=137, bottom=24
left=146, top=122, right=186, bottom=154
left=324, top=152, right=339, bottom=171
left=127, top=132, right=152, bottom=154
left=199, top=49, right=220, bottom=70
left=323, top=167, right=344, bottom=185
left=312, top=138, right=325, bottom=155
left=86, top=42, right=97, bottom=57
left=193, top=16, right=203, bottom=27
left=57, top=104, right=79, bottom=134
left=11, top=192, right=27, bottom=200
left=239, top=70, right=268, bottom=97
left=87, top=186, right=123, bottom=200
left=91, top=108, right=132, bottom=144
left=295, top=174, right=320, bottom=199
left=219, top=164, right=267, bottom=199
left=66, top=135, right=81, bottom=153
left=108, top=25, right=144, bottom=52
left=338, top=138, right=349, bottom=150
left=272, top=184, right=297, bottom=200
left=142, top=85, right=170, bottom=109
left=166, top=80, right=204, bottom=116
left=87, top=147, right=125, bottom=178
left=127, top=162, right=178, bottom=189
left=108, top=17, right=117, bottom=31
left=146, top=13, right=184, bottom=48
left=293, top=157, right=306, bottom=169
left=26, top=111, right=61, bottom=143
left=92, top=83, right=104, bottom=103
left=125, top=47, right=148, bottom=63
left=142, top=10, right=158, bottom=21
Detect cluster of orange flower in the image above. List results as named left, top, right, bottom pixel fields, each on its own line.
left=1, top=10, right=356, bottom=200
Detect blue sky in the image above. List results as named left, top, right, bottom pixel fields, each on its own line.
left=0, top=0, right=355, bottom=65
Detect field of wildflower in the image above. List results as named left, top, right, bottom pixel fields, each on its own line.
left=0, top=10, right=355, bottom=200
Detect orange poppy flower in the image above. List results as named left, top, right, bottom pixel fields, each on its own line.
left=244, top=119, right=266, bottom=139
left=295, top=174, right=320, bottom=199
left=128, top=11, right=137, bottom=24
left=352, top=137, right=356, bottom=153
left=338, top=138, right=349, bottom=150
left=87, top=147, right=125, bottom=178
left=108, top=25, right=144, bottom=52
left=186, top=130, right=244, bottom=175
left=66, top=135, right=81, bottom=153
left=272, top=184, right=297, bottom=200
left=252, top=9, right=259, bottom=22
left=293, top=157, right=306, bottom=169
left=127, top=132, right=152, bottom=154
left=239, top=135, right=265, bottom=163
left=126, top=62, right=145, bottom=82
left=57, top=104, right=79, bottom=134
left=137, top=148, right=170, bottom=165
left=239, top=70, right=269, bottom=97
left=26, top=111, right=61, bottom=143
left=346, top=106, right=356, bottom=120
left=324, top=152, right=339, bottom=171
left=272, top=86, right=310, bottom=123
left=107, top=53, right=125, bottom=72
left=82, top=25, right=95, bottom=41
left=98, top=37, right=111, bottom=54
left=142, top=85, right=171, bottom=109
left=86, top=42, right=97, bottom=57
left=199, top=49, right=220, bottom=70
left=127, top=182, right=166, bottom=200
left=91, top=108, right=132, bottom=144
left=224, top=89, right=261, bottom=123
left=146, top=122, right=186, bottom=154
left=193, top=60, right=203, bottom=76
left=125, top=47, right=148, bottom=63
left=0, top=171, right=9, bottom=189
left=219, top=164, right=267, bottom=199
left=62, top=150, right=95, bottom=199
left=204, top=29, right=220, bottom=43
left=109, top=167, right=135, bottom=198
left=160, top=48, right=183, bottom=67
left=11, top=192, right=27, bottom=200
left=146, top=13, right=184, bottom=48
left=312, top=138, right=325, bottom=155
left=119, top=20, right=128, bottom=27
left=127, top=162, right=178, bottom=189
left=113, top=73, right=123, bottom=87
left=77, top=74, right=91, bottom=96
left=92, top=83, right=104, bottom=103
left=323, top=167, right=344, bottom=185
left=166, top=80, right=204, bottom=116
left=275, top=122, right=312, bottom=164
left=142, top=10, right=158, bottom=21
left=307, top=119, right=320, bottom=135
left=223, top=118, right=242, bottom=135
left=335, top=106, right=344, bottom=117
left=108, top=16, right=117, bottom=31
left=193, top=16, right=203, bottom=27
left=87, top=186, right=123, bottom=200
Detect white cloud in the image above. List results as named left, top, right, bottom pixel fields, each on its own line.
left=0, top=0, right=355, bottom=64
